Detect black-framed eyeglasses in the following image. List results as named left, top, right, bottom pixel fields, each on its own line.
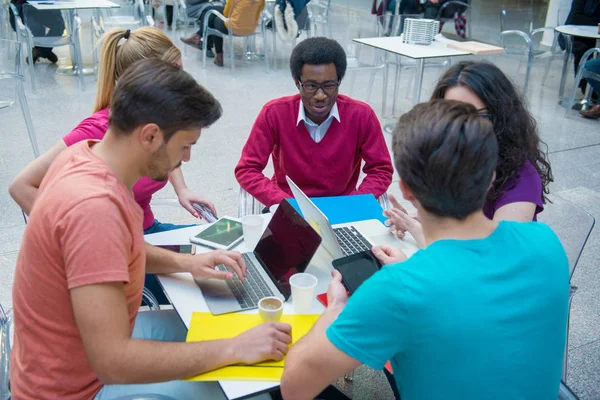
left=298, top=79, right=340, bottom=94
left=476, top=107, right=492, bottom=120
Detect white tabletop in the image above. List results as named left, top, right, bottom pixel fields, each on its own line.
left=29, top=0, right=120, bottom=11
left=145, top=214, right=419, bottom=399
left=353, top=36, right=470, bottom=59
left=555, top=25, right=600, bottom=39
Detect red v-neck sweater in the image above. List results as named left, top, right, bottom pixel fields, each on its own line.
left=235, top=94, right=393, bottom=207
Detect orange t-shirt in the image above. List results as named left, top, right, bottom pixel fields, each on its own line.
left=10, top=140, right=146, bottom=400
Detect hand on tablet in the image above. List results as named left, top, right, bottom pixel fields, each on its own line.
left=372, top=245, right=407, bottom=265
left=327, top=270, right=348, bottom=308
left=190, top=250, right=248, bottom=281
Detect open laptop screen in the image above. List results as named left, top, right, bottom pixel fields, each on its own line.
left=254, top=199, right=322, bottom=298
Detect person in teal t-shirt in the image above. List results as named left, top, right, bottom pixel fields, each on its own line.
left=280, top=100, right=569, bottom=400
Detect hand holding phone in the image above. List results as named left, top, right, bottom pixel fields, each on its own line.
left=332, top=250, right=382, bottom=294
left=193, top=203, right=217, bottom=223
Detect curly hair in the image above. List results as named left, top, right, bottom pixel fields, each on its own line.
left=289, top=37, right=347, bottom=82
left=431, top=61, right=553, bottom=204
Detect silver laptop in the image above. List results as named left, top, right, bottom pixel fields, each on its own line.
left=285, top=176, right=379, bottom=259
left=195, top=199, right=322, bottom=315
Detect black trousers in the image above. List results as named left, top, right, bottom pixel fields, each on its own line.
left=196, top=5, right=228, bottom=54
left=572, top=37, right=596, bottom=88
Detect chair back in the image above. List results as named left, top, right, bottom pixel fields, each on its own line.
left=0, top=304, right=12, bottom=400
left=0, top=38, right=23, bottom=79
left=0, top=0, right=14, bottom=41
left=538, top=194, right=595, bottom=280
left=0, top=39, right=24, bottom=108
left=500, top=8, right=534, bottom=34
left=101, top=0, right=153, bottom=30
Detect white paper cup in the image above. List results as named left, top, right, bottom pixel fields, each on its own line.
left=258, top=297, right=284, bottom=322
left=290, top=273, right=318, bottom=314
left=242, top=215, right=264, bottom=250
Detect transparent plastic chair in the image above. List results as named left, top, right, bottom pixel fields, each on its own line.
left=0, top=38, right=39, bottom=158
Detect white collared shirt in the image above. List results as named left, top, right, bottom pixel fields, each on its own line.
left=297, top=102, right=340, bottom=143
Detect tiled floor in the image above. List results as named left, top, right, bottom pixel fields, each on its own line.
left=1, top=1, right=600, bottom=398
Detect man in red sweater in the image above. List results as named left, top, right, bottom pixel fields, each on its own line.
left=235, top=37, right=393, bottom=207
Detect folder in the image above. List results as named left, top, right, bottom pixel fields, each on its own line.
left=287, top=194, right=387, bottom=225
left=185, top=312, right=320, bottom=381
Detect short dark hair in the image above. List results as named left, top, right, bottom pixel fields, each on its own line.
left=109, top=58, right=222, bottom=141
left=392, top=100, right=498, bottom=220
left=289, top=37, right=347, bottom=82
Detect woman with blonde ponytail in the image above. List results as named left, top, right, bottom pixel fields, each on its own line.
left=9, top=27, right=216, bottom=304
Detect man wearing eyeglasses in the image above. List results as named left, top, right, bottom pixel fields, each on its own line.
left=235, top=37, right=393, bottom=208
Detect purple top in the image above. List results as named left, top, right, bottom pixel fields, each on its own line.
left=483, top=160, right=544, bottom=221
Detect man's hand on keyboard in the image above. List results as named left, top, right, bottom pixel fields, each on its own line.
left=190, top=250, right=248, bottom=281
left=231, top=322, right=292, bottom=364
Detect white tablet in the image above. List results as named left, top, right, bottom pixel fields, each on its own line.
left=189, top=217, right=244, bottom=250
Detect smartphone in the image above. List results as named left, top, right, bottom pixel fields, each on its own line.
left=192, top=203, right=217, bottom=223
left=331, top=250, right=382, bottom=294
left=189, top=217, right=244, bottom=250
left=155, top=244, right=196, bottom=255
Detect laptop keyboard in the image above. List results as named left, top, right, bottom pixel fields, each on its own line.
left=216, top=253, right=275, bottom=310
left=333, top=226, right=371, bottom=257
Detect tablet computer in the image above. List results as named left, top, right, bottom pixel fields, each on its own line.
left=332, top=250, right=382, bottom=294
left=189, top=217, right=244, bottom=250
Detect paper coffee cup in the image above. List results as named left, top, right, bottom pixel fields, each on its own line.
left=258, top=297, right=284, bottom=322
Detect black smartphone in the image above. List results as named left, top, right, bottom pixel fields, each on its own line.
left=332, top=250, right=382, bottom=294
left=155, top=244, right=196, bottom=255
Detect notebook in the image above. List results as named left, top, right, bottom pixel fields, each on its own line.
left=286, top=194, right=387, bottom=226
left=185, top=312, right=320, bottom=381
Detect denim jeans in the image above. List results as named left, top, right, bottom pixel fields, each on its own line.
left=95, top=310, right=271, bottom=400
left=584, top=59, right=600, bottom=98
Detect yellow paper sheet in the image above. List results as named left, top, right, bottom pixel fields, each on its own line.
left=185, top=312, right=320, bottom=381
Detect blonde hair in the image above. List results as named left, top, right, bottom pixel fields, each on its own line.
left=93, top=27, right=181, bottom=112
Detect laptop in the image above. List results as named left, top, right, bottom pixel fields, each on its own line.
left=286, top=176, right=393, bottom=259
left=195, top=199, right=322, bottom=315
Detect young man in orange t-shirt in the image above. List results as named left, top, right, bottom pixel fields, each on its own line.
left=11, top=59, right=291, bottom=400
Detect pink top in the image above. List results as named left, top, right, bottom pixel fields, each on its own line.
left=234, top=94, right=394, bottom=207
left=63, top=108, right=168, bottom=230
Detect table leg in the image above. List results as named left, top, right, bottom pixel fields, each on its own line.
left=557, top=34, right=571, bottom=103
left=383, top=54, right=401, bottom=135
left=55, top=9, right=94, bottom=77
left=392, top=54, right=401, bottom=116
left=413, top=58, right=424, bottom=105
left=382, top=51, right=388, bottom=117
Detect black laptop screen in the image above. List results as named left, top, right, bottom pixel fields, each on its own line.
left=254, top=199, right=322, bottom=299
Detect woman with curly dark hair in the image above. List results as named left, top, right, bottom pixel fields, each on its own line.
left=385, top=61, right=553, bottom=248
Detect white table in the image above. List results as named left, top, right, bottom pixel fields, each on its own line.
left=28, top=0, right=120, bottom=11
left=353, top=37, right=470, bottom=108
left=29, top=0, right=120, bottom=78
left=555, top=25, right=600, bottom=108
left=145, top=215, right=419, bottom=399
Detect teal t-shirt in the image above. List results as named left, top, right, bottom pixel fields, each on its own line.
left=327, top=221, right=569, bottom=400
